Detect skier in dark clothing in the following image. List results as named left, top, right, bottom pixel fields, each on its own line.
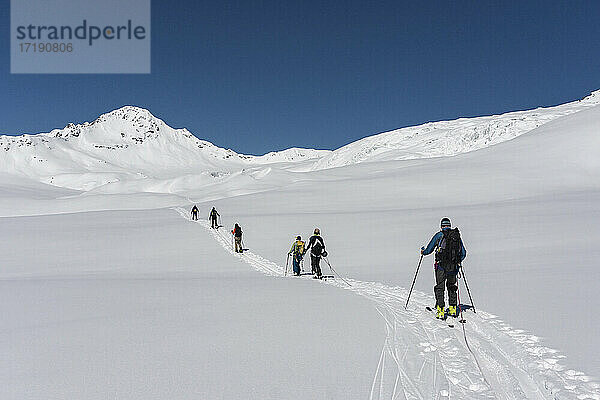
left=191, top=205, right=199, bottom=221
left=232, top=223, right=243, bottom=253
left=421, top=217, right=467, bottom=319
left=209, top=207, right=220, bottom=229
left=305, top=228, right=325, bottom=278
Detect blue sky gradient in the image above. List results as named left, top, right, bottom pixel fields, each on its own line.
left=1, top=1, right=599, bottom=154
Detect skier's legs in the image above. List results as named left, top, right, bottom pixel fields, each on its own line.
left=314, top=256, right=322, bottom=277
left=310, top=254, right=320, bottom=275
left=434, top=266, right=447, bottom=308
left=293, top=256, right=300, bottom=275
left=446, top=272, right=458, bottom=306
left=235, top=237, right=242, bottom=252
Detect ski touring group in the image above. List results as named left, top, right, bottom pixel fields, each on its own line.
left=286, top=228, right=330, bottom=279
left=190, top=205, right=473, bottom=321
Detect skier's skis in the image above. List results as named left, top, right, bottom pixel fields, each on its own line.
left=425, top=306, right=454, bottom=328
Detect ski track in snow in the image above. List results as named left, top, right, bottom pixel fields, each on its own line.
left=174, top=207, right=600, bottom=400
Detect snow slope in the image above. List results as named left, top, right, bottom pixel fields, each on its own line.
left=178, top=208, right=599, bottom=399
left=0, top=209, right=382, bottom=399
left=1, top=92, right=600, bottom=399
left=191, top=104, right=600, bottom=396
left=311, top=90, right=600, bottom=169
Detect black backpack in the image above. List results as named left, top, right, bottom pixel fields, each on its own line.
left=311, top=237, right=324, bottom=256
left=436, top=228, right=462, bottom=265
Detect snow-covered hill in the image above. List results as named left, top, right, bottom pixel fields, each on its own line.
left=0, top=106, right=327, bottom=191
left=311, top=90, right=600, bottom=169
left=2, top=90, right=600, bottom=193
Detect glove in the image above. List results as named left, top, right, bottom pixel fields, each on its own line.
left=420, top=246, right=425, bottom=254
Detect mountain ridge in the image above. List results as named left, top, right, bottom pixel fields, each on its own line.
left=1, top=90, right=598, bottom=191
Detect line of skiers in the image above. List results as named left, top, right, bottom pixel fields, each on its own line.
left=192, top=205, right=469, bottom=319
left=191, top=206, right=245, bottom=253
left=191, top=205, right=221, bottom=228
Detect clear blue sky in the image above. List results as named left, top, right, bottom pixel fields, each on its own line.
left=1, top=1, right=599, bottom=155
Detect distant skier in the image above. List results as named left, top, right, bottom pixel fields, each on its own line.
left=306, top=228, right=326, bottom=279
left=209, top=207, right=220, bottom=229
left=288, top=236, right=306, bottom=276
left=191, top=205, right=199, bottom=221
left=421, top=217, right=466, bottom=319
left=232, top=223, right=243, bottom=253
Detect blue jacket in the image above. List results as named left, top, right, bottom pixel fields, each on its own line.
left=422, top=228, right=466, bottom=262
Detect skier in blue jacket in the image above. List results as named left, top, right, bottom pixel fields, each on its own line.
left=421, top=217, right=466, bottom=319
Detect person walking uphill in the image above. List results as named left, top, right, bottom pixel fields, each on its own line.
left=232, top=223, right=243, bottom=253
left=209, top=207, right=220, bottom=229
left=288, top=236, right=306, bottom=276
left=421, top=218, right=466, bottom=319
left=191, top=205, right=199, bottom=221
left=306, top=228, right=326, bottom=279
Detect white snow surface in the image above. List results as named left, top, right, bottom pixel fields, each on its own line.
left=1, top=92, right=600, bottom=399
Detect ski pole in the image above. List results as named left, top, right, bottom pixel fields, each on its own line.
left=323, top=257, right=351, bottom=287
left=405, top=254, right=423, bottom=309
left=460, top=265, right=476, bottom=313
left=457, top=282, right=466, bottom=324
left=285, top=254, right=290, bottom=276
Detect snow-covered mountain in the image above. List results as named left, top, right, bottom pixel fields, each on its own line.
left=0, top=106, right=327, bottom=191
left=1, top=90, right=599, bottom=192
left=311, top=90, right=600, bottom=169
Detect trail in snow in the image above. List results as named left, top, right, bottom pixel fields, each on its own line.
left=174, top=207, right=600, bottom=400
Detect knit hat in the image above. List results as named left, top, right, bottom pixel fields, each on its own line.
left=440, top=217, right=451, bottom=228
